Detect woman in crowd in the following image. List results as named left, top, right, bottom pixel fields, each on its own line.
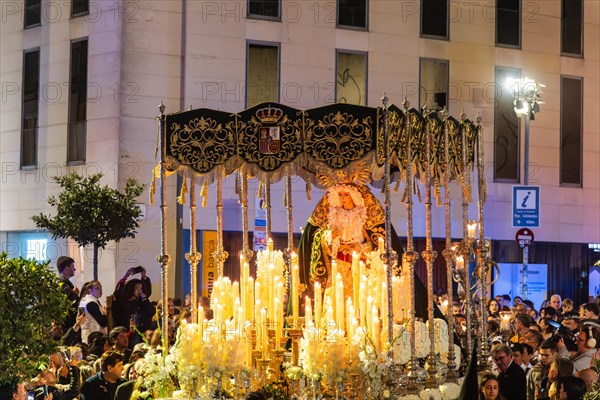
left=78, top=280, right=107, bottom=344
left=480, top=373, right=504, bottom=400
left=487, top=299, right=501, bottom=319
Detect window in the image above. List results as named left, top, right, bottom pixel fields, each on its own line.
left=24, top=0, right=41, bottom=28
left=338, top=0, right=367, bottom=29
left=560, top=76, right=583, bottom=186
left=336, top=51, right=367, bottom=106
left=419, top=58, right=448, bottom=111
left=421, top=0, right=448, bottom=38
left=562, top=0, right=583, bottom=56
left=496, top=0, right=520, bottom=47
left=246, top=43, right=279, bottom=107
left=494, top=67, right=520, bottom=182
left=21, top=49, right=40, bottom=169
left=72, top=0, right=89, bottom=17
left=248, top=0, right=280, bottom=19
left=68, top=39, right=88, bottom=163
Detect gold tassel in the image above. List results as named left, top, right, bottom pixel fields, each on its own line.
left=415, top=180, right=422, bottom=203
left=434, top=178, right=442, bottom=207
left=306, top=181, right=312, bottom=201
left=149, top=174, right=156, bottom=205
left=257, top=180, right=264, bottom=199
left=201, top=180, right=208, bottom=208
left=177, top=176, right=188, bottom=204
left=393, top=176, right=401, bottom=192
left=235, top=172, right=241, bottom=196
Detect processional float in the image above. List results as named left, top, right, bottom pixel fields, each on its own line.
left=151, top=96, right=499, bottom=398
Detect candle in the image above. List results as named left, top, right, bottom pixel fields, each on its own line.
left=247, top=277, right=254, bottom=322
left=261, top=308, right=268, bottom=359
left=381, top=280, right=388, bottom=344
left=352, top=252, right=360, bottom=307
left=268, top=263, right=275, bottom=320
left=367, top=296, right=373, bottom=334
left=336, top=276, right=344, bottom=333
left=246, top=322, right=254, bottom=368
left=468, top=221, right=477, bottom=240
left=331, top=260, right=337, bottom=323
left=305, top=296, right=313, bottom=327
left=292, top=259, right=299, bottom=326
left=359, top=281, right=366, bottom=327
left=378, top=237, right=384, bottom=253
left=315, top=282, right=322, bottom=327
left=274, top=298, right=281, bottom=349
left=255, top=299, right=262, bottom=329
left=456, top=255, right=465, bottom=271
left=347, top=299, right=354, bottom=339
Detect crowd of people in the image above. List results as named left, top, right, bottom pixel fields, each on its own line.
left=7, top=253, right=600, bottom=400
left=5, top=256, right=209, bottom=400
left=449, top=292, right=600, bottom=400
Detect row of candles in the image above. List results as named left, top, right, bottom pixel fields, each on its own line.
left=206, top=237, right=419, bottom=366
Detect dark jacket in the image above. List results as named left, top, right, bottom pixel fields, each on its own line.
left=57, top=275, right=79, bottom=329
left=498, top=360, right=527, bottom=400
left=112, top=277, right=155, bottom=333
left=34, top=366, right=80, bottom=400
left=114, top=380, right=136, bottom=400
left=80, top=372, right=126, bottom=400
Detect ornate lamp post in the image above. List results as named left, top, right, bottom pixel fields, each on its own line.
left=506, top=77, right=543, bottom=298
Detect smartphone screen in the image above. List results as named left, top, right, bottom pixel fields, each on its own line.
left=78, top=307, right=85, bottom=315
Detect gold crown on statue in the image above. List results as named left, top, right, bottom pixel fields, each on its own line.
left=256, top=106, right=283, bottom=124
left=318, top=161, right=371, bottom=188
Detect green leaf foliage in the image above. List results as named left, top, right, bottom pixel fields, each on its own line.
left=0, top=253, right=72, bottom=385
left=31, top=173, right=145, bottom=249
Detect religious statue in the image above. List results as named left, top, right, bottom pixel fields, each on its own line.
left=298, top=181, right=443, bottom=323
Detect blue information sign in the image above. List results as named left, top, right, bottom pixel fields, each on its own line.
left=512, top=186, right=540, bottom=227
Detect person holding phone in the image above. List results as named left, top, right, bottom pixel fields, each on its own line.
left=112, top=266, right=154, bottom=347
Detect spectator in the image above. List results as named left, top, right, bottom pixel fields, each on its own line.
left=515, top=303, right=528, bottom=315
left=479, top=373, right=504, bottom=400
left=561, top=312, right=581, bottom=333
left=509, top=342, right=527, bottom=371
left=541, top=307, right=558, bottom=321
left=87, top=333, right=110, bottom=362
left=526, top=340, right=558, bottom=400
left=80, top=351, right=126, bottom=400
left=574, top=368, right=598, bottom=391
left=112, top=268, right=155, bottom=347
left=56, top=256, right=80, bottom=330
left=548, top=358, right=574, bottom=384
left=561, top=299, right=574, bottom=314
left=549, top=295, right=563, bottom=322
left=514, top=296, right=523, bottom=307
left=0, top=383, right=28, bottom=400
left=522, top=343, right=534, bottom=370
left=487, top=299, right=501, bottom=319
left=32, top=354, right=80, bottom=400
left=551, top=376, right=586, bottom=400
left=580, top=303, right=600, bottom=321
left=61, top=309, right=86, bottom=346
left=79, top=280, right=108, bottom=344
left=492, top=343, right=526, bottom=400
left=571, top=322, right=600, bottom=372
left=525, top=330, right=544, bottom=358
left=511, top=314, right=532, bottom=343
left=109, top=326, right=132, bottom=364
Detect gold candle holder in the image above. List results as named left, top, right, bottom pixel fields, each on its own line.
left=258, top=358, right=272, bottom=388
left=287, top=327, right=303, bottom=366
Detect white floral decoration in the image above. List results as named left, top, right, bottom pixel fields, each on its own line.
left=439, top=382, right=461, bottom=400
left=420, top=388, right=443, bottom=400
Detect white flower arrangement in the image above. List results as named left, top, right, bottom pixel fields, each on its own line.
left=133, top=345, right=178, bottom=399
left=426, top=319, right=449, bottom=354
left=439, top=344, right=462, bottom=370
left=439, top=382, right=461, bottom=400
left=420, top=388, right=443, bottom=400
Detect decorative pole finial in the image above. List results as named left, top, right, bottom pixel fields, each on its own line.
left=381, top=92, right=389, bottom=107
left=476, top=112, right=482, bottom=124
left=159, top=100, right=165, bottom=115
left=402, top=96, right=410, bottom=110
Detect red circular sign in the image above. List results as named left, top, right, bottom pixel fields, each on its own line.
left=516, top=228, right=535, bottom=248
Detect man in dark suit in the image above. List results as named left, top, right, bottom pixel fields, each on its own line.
left=492, top=343, right=527, bottom=400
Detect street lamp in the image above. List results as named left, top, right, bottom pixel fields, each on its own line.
left=506, top=77, right=543, bottom=297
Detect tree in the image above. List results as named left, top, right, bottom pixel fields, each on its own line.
left=0, top=253, right=71, bottom=387
left=32, top=173, right=145, bottom=279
